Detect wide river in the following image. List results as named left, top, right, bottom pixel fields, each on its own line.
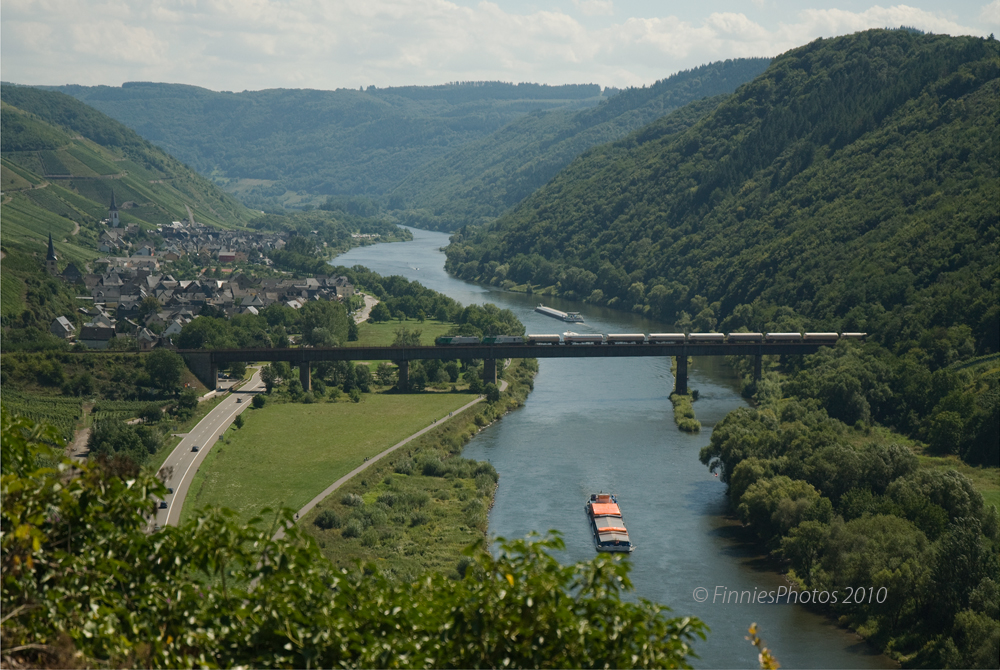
left=335, top=227, right=894, bottom=669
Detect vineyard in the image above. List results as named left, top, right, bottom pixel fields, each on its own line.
left=2, top=391, right=82, bottom=442
left=91, top=400, right=165, bottom=423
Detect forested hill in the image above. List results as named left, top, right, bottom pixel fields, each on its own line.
left=48, top=81, right=610, bottom=209
left=390, top=58, right=771, bottom=231
left=1, top=85, right=256, bottom=262
left=448, top=30, right=998, bottom=350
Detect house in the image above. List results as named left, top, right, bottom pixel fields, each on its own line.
left=78, top=325, right=116, bottom=349
left=60, top=263, right=84, bottom=284
left=137, top=328, right=159, bottom=351
left=217, top=249, right=237, bottom=264
left=50, top=316, right=76, bottom=340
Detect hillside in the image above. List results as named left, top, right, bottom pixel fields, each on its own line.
left=447, top=30, right=999, bottom=466
left=390, top=58, right=771, bottom=230
left=49, top=81, right=610, bottom=210
left=448, top=30, right=998, bottom=344
left=1, top=85, right=258, bottom=265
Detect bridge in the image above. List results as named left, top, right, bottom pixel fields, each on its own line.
left=179, top=341, right=832, bottom=395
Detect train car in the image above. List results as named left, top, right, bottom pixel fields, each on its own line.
left=526, top=333, right=561, bottom=345
left=563, top=332, right=605, bottom=345
left=482, top=335, right=526, bottom=345
left=688, top=333, right=726, bottom=343
left=647, top=333, right=687, bottom=344
left=727, top=332, right=764, bottom=342
left=435, top=336, right=481, bottom=345
left=839, top=332, right=868, bottom=341
left=606, top=333, right=646, bottom=344
left=803, top=332, right=839, bottom=343
left=765, top=332, right=803, bottom=342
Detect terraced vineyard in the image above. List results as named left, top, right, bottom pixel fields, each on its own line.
left=91, top=399, right=162, bottom=423
left=1, top=390, right=82, bottom=442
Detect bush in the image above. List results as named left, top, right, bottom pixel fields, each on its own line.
left=394, top=458, right=414, bottom=475
left=342, top=519, right=364, bottom=538
left=251, top=394, right=266, bottom=409
left=314, top=510, right=341, bottom=530
left=341, top=493, right=364, bottom=507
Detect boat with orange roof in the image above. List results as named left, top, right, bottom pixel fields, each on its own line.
left=586, top=493, right=634, bottom=553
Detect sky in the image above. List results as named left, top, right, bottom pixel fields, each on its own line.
left=2, top=0, right=998, bottom=92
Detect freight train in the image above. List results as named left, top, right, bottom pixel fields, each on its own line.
left=434, top=332, right=866, bottom=346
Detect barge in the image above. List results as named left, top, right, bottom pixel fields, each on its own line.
left=535, top=304, right=584, bottom=323
left=586, top=493, right=634, bottom=553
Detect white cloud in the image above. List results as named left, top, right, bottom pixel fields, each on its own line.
left=979, top=0, right=1000, bottom=27
left=573, top=0, right=614, bottom=17
left=0, top=0, right=989, bottom=91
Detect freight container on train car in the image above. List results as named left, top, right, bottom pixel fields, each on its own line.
left=647, top=333, right=687, bottom=343
left=765, top=332, right=803, bottom=342
left=688, top=333, right=726, bottom=343
left=727, top=332, right=764, bottom=342
left=606, top=333, right=647, bottom=344
left=526, top=334, right=561, bottom=344
left=563, top=332, right=604, bottom=344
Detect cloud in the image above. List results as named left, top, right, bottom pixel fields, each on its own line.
left=572, top=0, right=614, bottom=17
left=0, top=0, right=988, bottom=91
left=980, top=0, right=1000, bottom=28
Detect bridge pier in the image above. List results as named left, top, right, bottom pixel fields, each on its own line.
left=299, top=362, right=311, bottom=391
left=674, top=354, right=688, bottom=395
left=397, top=360, right=409, bottom=391
left=181, top=352, right=218, bottom=390
left=483, top=358, right=497, bottom=386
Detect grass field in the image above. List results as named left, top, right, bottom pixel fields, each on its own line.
left=349, top=320, right=454, bottom=347
left=179, top=392, right=475, bottom=526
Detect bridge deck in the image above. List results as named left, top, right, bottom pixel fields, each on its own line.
left=180, top=342, right=826, bottom=364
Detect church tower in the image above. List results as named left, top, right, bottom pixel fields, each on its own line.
left=46, top=232, right=59, bottom=275
left=109, top=189, right=120, bottom=228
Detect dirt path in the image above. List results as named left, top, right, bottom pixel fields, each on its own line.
left=67, top=427, right=90, bottom=462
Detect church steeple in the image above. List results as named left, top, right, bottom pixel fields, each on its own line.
left=46, top=232, right=58, bottom=275
left=109, top=189, right=120, bottom=227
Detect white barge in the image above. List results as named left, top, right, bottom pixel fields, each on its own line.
left=535, top=304, right=584, bottom=322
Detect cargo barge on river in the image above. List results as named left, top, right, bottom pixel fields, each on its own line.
left=586, top=493, right=634, bottom=553
left=535, top=304, right=584, bottom=322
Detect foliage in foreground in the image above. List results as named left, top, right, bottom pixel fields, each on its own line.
left=1, top=408, right=706, bottom=669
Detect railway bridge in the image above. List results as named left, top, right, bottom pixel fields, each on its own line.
left=179, top=341, right=833, bottom=395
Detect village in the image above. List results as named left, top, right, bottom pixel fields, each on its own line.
left=47, top=194, right=357, bottom=349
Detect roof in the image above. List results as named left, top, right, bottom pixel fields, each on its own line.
left=589, top=502, right=621, bottom=517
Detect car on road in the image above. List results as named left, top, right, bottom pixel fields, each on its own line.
left=192, top=445, right=200, bottom=452
left=167, top=487, right=174, bottom=494
left=159, top=501, right=168, bottom=509
left=237, top=397, right=243, bottom=403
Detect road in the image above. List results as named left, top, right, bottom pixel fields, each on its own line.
left=156, top=370, right=264, bottom=528
left=354, top=293, right=378, bottom=324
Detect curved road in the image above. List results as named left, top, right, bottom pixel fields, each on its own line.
left=157, top=370, right=264, bottom=527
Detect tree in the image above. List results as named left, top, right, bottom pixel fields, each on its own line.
left=251, top=394, right=266, bottom=409
left=375, top=362, right=396, bottom=387
left=300, top=300, right=349, bottom=346
left=144, top=349, right=185, bottom=392
left=261, top=364, right=279, bottom=393
left=485, top=382, right=501, bottom=403
left=393, top=326, right=422, bottom=346
left=234, top=413, right=245, bottom=429
left=139, top=403, right=162, bottom=424
left=369, top=301, right=391, bottom=323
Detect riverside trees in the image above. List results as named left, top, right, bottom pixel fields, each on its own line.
left=700, top=400, right=1000, bottom=667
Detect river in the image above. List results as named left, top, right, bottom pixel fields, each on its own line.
left=334, top=227, right=894, bottom=669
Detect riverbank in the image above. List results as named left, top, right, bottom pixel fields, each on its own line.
left=670, top=355, right=701, bottom=432
left=301, top=358, right=538, bottom=578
